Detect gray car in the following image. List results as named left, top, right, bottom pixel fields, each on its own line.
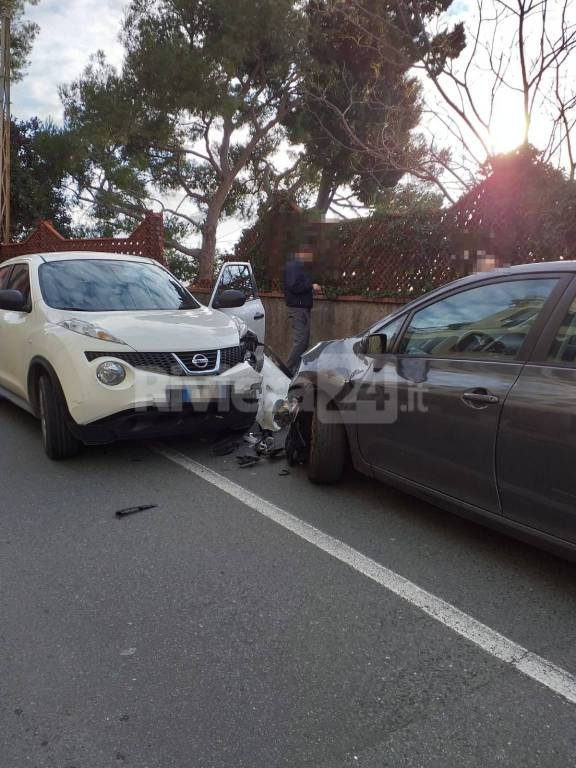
left=286, top=261, right=576, bottom=558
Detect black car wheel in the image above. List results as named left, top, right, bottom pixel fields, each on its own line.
left=38, top=374, right=81, bottom=460
left=307, top=393, right=347, bottom=484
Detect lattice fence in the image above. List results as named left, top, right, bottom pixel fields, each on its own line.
left=0, top=212, right=165, bottom=264
left=321, top=216, right=465, bottom=298
left=235, top=205, right=471, bottom=299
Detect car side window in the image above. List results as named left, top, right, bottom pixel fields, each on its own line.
left=216, top=264, right=256, bottom=301
left=0, top=264, right=12, bottom=289
left=7, top=264, right=32, bottom=310
left=375, top=314, right=405, bottom=351
left=398, top=278, right=558, bottom=360
left=547, top=297, right=576, bottom=364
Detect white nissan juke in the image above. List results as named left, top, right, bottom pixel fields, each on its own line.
left=0, top=252, right=268, bottom=459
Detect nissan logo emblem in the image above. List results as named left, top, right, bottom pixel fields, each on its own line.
left=191, top=353, right=210, bottom=369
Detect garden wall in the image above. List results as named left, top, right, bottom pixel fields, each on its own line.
left=259, top=292, right=406, bottom=360
left=193, top=287, right=406, bottom=361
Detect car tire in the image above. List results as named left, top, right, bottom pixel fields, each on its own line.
left=307, top=393, right=347, bottom=484
left=38, top=374, right=81, bottom=460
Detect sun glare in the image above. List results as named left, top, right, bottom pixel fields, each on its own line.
left=488, top=103, right=526, bottom=154
left=488, top=93, right=554, bottom=156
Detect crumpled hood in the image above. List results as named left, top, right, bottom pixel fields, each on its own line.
left=53, top=306, right=240, bottom=352
left=301, top=336, right=360, bottom=367
left=298, top=335, right=368, bottom=397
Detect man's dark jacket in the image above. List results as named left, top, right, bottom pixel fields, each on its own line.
left=283, top=258, right=313, bottom=309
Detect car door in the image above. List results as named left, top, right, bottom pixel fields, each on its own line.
left=0, top=262, right=15, bottom=389
left=208, top=262, right=265, bottom=342
left=355, top=274, right=565, bottom=513
left=497, top=277, right=576, bottom=543
left=0, top=263, right=33, bottom=397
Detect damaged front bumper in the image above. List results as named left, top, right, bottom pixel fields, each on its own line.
left=69, top=360, right=265, bottom=443
left=69, top=351, right=293, bottom=445
left=256, top=355, right=292, bottom=432
left=69, top=398, right=259, bottom=444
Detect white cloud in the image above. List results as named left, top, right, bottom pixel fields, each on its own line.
left=12, top=0, right=126, bottom=123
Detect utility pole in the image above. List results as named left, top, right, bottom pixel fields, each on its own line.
left=0, top=14, right=10, bottom=244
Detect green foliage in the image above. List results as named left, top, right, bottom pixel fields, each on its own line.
left=10, top=117, right=79, bottom=239
left=236, top=149, right=576, bottom=299
left=317, top=211, right=454, bottom=297
left=60, top=52, right=152, bottom=225
left=374, top=182, right=444, bottom=215
left=122, top=0, right=303, bottom=113
left=4, top=0, right=40, bottom=82
left=58, top=0, right=464, bottom=267
left=165, top=250, right=199, bottom=284
left=61, top=0, right=307, bottom=275
left=286, top=0, right=465, bottom=211
left=233, top=194, right=307, bottom=290
left=449, top=145, right=576, bottom=263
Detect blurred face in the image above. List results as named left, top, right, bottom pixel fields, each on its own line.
left=296, top=249, right=314, bottom=263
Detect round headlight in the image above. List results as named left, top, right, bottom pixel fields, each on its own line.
left=96, top=361, right=126, bottom=386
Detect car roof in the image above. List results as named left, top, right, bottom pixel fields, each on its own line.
left=372, top=259, right=576, bottom=330
left=0, top=251, right=156, bottom=267
left=457, top=260, right=576, bottom=278
left=418, top=260, right=576, bottom=301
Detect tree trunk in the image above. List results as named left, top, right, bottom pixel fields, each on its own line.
left=314, top=169, right=337, bottom=214
left=198, top=190, right=229, bottom=282
left=199, top=222, right=217, bottom=283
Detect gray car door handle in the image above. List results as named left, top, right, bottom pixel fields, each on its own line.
left=462, top=389, right=500, bottom=407
left=253, top=312, right=265, bottom=320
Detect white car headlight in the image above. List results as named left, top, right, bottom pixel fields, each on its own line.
left=231, top=315, right=248, bottom=340
left=59, top=318, right=126, bottom=345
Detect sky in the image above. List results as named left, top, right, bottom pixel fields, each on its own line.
left=12, top=0, right=125, bottom=122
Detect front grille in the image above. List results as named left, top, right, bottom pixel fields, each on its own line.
left=175, top=349, right=219, bottom=372
left=85, top=351, right=181, bottom=375
left=85, top=345, right=245, bottom=376
left=222, top=345, right=246, bottom=369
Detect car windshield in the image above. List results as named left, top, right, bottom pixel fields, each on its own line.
left=39, top=259, right=200, bottom=312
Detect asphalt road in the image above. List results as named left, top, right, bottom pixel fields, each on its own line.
left=3, top=400, right=576, bottom=768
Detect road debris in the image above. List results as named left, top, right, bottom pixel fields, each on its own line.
left=243, top=431, right=261, bottom=446
left=115, top=504, right=158, bottom=519
left=236, top=455, right=261, bottom=469
left=211, top=436, right=241, bottom=456
left=255, top=430, right=286, bottom=458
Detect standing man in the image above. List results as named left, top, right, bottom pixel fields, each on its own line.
left=283, top=245, right=321, bottom=375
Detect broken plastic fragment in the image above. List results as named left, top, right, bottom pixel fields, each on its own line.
left=255, top=355, right=291, bottom=433
left=115, top=504, right=158, bottom=519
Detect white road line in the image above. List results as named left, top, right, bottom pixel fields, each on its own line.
left=153, top=444, right=576, bottom=705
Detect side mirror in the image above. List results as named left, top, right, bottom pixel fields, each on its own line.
left=213, top=289, right=246, bottom=309
left=0, top=289, right=27, bottom=312
left=361, top=333, right=388, bottom=356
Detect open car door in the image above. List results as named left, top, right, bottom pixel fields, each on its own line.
left=208, top=262, right=266, bottom=343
